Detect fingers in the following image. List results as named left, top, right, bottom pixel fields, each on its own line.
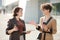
left=27, top=31, right=31, bottom=34
left=14, top=24, right=17, bottom=27
left=13, top=24, right=18, bottom=31
left=29, top=21, right=35, bottom=24
left=29, top=21, right=38, bottom=27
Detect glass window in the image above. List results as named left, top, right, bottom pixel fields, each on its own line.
left=52, top=3, right=60, bottom=15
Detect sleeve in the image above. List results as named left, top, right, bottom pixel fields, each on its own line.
left=6, top=19, right=14, bottom=35
left=21, top=20, right=26, bottom=35
left=51, top=19, right=57, bottom=34
left=23, top=21, right=26, bottom=31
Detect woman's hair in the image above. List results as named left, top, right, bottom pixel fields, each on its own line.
left=13, top=7, right=23, bottom=17
left=40, top=3, right=52, bottom=12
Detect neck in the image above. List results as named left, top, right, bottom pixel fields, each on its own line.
left=45, top=15, right=50, bottom=17
left=16, top=16, right=20, bottom=21
left=45, top=14, right=51, bottom=19
left=45, top=12, right=51, bottom=17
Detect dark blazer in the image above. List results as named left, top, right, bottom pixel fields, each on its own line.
left=6, top=17, right=26, bottom=40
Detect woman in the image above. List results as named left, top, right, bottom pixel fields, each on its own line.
left=6, top=7, right=31, bottom=40
left=29, top=3, right=57, bottom=40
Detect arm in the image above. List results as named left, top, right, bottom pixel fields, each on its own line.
left=20, top=20, right=26, bottom=35
left=36, top=17, right=43, bottom=31
left=22, top=21, right=26, bottom=34
left=6, top=20, right=18, bottom=35
left=7, top=28, right=15, bottom=35
left=6, top=20, right=13, bottom=35
left=7, top=25, right=18, bottom=35
left=22, top=21, right=31, bottom=34
left=51, top=19, right=57, bottom=34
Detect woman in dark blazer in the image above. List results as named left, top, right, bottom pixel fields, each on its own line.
left=6, top=7, right=31, bottom=40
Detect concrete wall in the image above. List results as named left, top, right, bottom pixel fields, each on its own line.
left=0, top=0, right=2, bottom=7
left=24, top=0, right=50, bottom=23
left=24, top=0, right=39, bottom=23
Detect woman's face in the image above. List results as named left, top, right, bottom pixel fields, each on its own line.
left=42, top=9, right=49, bottom=15
left=17, top=9, right=23, bottom=17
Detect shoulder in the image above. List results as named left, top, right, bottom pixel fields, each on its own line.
left=51, top=17, right=56, bottom=23
left=52, top=17, right=56, bottom=21
left=8, top=18, right=14, bottom=23
left=22, top=19, right=25, bottom=23
left=20, top=19, right=25, bottom=23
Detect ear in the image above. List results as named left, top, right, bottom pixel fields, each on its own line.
left=16, top=12, right=19, bottom=14
left=16, top=12, right=18, bottom=16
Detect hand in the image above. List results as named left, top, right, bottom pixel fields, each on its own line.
left=26, top=31, right=31, bottom=34
left=29, top=20, right=38, bottom=27
left=13, top=25, right=18, bottom=31
left=8, top=25, right=18, bottom=34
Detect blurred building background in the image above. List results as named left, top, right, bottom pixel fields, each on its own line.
left=0, top=0, right=60, bottom=23
left=0, top=0, right=60, bottom=40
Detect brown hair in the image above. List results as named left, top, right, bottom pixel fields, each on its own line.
left=13, top=7, right=23, bottom=17
left=40, top=3, right=52, bottom=12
